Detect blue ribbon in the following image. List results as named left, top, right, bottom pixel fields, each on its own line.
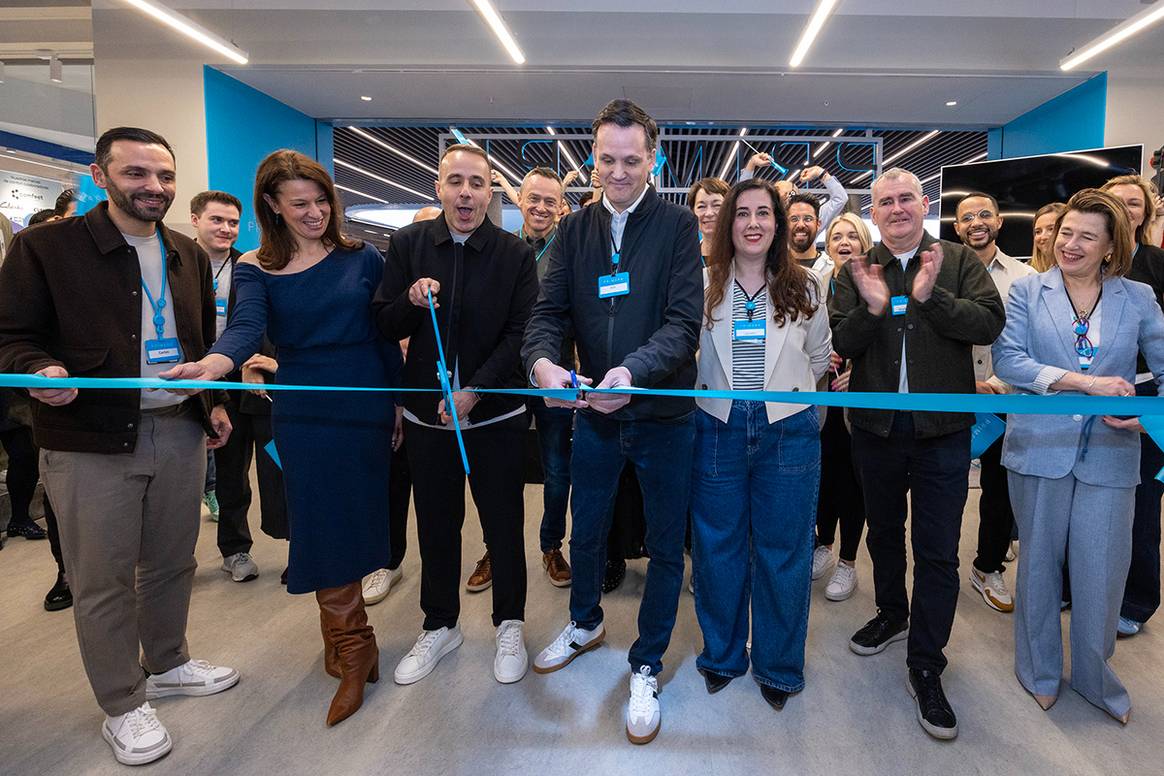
left=426, top=288, right=471, bottom=475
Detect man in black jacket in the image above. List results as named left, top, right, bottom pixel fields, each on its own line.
left=522, top=99, right=702, bottom=745
left=830, top=167, right=1004, bottom=741
left=374, top=144, right=538, bottom=687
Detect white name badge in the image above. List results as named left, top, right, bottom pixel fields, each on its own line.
left=598, top=271, right=630, bottom=299
left=145, top=337, right=181, bottom=365
left=733, top=319, right=766, bottom=340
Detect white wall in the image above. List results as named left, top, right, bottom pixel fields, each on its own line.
left=1105, top=64, right=1164, bottom=175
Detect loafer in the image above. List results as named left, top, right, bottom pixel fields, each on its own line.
left=7, top=521, right=47, bottom=540
left=699, top=668, right=732, bottom=695
left=44, top=571, right=73, bottom=612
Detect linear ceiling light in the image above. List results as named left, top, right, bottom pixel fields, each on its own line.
left=448, top=128, right=523, bottom=185
left=1060, top=0, right=1164, bottom=70
left=716, top=127, right=749, bottom=181
left=546, top=126, right=588, bottom=181
left=123, top=0, right=249, bottom=64
left=467, top=0, right=526, bottom=65
left=789, top=0, right=839, bottom=67
left=347, top=127, right=439, bottom=175
left=813, top=128, right=845, bottom=159
left=336, top=184, right=389, bottom=204
left=850, top=130, right=941, bottom=184
left=334, top=159, right=435, bottom=201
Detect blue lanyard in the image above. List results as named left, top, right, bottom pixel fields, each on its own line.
left=521, top=229, right=557, bottom=263
left=139, top=230, right=169, bottom=339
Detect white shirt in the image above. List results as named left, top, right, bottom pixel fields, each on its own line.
left=210, top=255, right=232, bottom=340
left=973, top=248, right=1036, bottom=387
left=125, top=231, right=184, bottom=410
left=603, top=184, right=650, bottom=250
left=894, top=248, right=914, bottom=393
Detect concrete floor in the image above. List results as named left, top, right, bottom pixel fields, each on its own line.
left=1, top=480, right=1161, bottom=776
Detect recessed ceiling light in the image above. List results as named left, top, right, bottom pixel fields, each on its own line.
left=945, top=100, right=958, bottom=107
left=360, top=96, right=372, bottom=102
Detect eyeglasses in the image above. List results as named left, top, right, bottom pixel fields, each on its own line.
left=1073, top=315, right=1095, bottom=360
left=958, top=209, right=997, bottom=223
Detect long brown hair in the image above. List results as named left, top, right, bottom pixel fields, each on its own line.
left=1030, top=202, right=1066, bottom=272
left=705, top=179, right=819, bottom=328
left=1056, top=189, right=1135, bottom=277
left=254, top=150, right=360, bottom=270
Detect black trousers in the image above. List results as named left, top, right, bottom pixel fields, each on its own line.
left=816, top=407, right=866, bottom=562
left=1123, top=423, right=1164, bottom=623
left=213, top=404, right=288, bottom=557
left=852, top=413, right=970, bottom=674
left=1, top=425, right=64, bottom=573
left=388, top=436, right=410, bottom=571
left=406, top=414, right=527, bottom=630
left=974, top=430, right=1014, bottom=574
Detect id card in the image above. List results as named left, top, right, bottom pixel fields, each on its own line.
left=145, top=337, right=181, bottom=365
left=215, top=299, right=228, bottom=317
left=890, top=295, right=909, bottom=316
left=598, top=272, right=630, bottom=299
left=733, top=319, right=766, bottom=340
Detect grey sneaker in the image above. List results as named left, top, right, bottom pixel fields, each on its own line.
left=221, top=552, right=259, bottom=583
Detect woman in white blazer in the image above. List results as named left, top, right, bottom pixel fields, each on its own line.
left=992, top=189, right=1164, bottom=723
left=689, top=179, right=832, bottom=711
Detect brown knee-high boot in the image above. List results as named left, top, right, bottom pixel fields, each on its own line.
left=316, top=582, right=379, bottom=726
left=320, top=614, right=340, bottom=679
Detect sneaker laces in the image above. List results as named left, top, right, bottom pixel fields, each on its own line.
left=126, top=704, right=162, bottom=738
left=184, top=659, right=218, bottom=678
left=984, top=570, right=1007, bottom=593
left=366, top=568, right=389, bottom=589
left=497, top=623, right=522, bottom=656
left=629, top=667, right=658, bottom=718
left=233, top=553, right=252, bottom=567
left=409, top=629, right=444, bottom=658
left=830, top=564, right=856, bottom=585
left=546, top=622, right=581, bottom=656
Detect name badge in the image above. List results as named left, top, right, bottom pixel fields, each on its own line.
left=1079, top=348, right=1097, bottom=370
left=215, top=299, right=228, bottom=317
left=145, top=337, right=181, bottom=365
left=733, top=319, right=766, bottom=340
left=598, top=271, right=630, bottom=299
left=891, top=295, right=909, bottom=316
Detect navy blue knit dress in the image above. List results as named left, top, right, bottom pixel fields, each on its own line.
left=211, top=244, right=400, bottom=593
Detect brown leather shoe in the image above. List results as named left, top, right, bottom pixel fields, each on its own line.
left=466, top=551, right=492, bottom=592
left=321, top=615, right=341, bottom=679
left=542, top=549, right=572, bottom=588
left=316, top=582, right=379, bottom=727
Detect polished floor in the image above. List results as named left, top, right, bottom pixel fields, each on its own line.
left=1, top=474, right=1161, bottom=776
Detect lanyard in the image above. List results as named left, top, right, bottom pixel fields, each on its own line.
left=212, top=256, right=230, bottom=292
left=734, top=279, right=764, bottom=320
left=139, top=230, right=169, bottom=339
left=520, top=229, right=557, bottom=263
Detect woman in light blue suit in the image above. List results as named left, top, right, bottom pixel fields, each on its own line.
left=992, top=189, right=1164, bottom=723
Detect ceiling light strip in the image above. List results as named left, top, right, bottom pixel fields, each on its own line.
left=336, top=184, right=389, bottom=204
left=334, top=159, right=435, bottom=201
left=123, top=0, right=248, bottom=64
left=789, top=0, right=839, bottom=68
left=1060, top=1, right=1164, bottom=70
left=467, top=0, right=526, bottom=65
left=347, top=127, right=439, bottom=175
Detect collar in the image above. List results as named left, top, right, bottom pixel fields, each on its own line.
left=602, top=183, right=650, bottom=217
left=871, top=230, right=937, bottom=266
left=519, top=225, right=556, bottom=248
left=431, top=211, right=493, bottom=251
left=985, top=246, right=1018, bottom=272
left=84, top=201, right=180, bottom=262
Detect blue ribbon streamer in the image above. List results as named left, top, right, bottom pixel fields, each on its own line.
left=427, top=288, right=471, bottom=475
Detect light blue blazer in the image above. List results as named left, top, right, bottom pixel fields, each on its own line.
left=992, top=268, right=1164, bottom=487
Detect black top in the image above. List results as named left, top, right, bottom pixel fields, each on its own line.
left=522, top=186, right=703, bottom=421
left=1129, top=242, right=1164, bottom=375
left=0, top=202, right=224, bottom=453
left=374, top=213, right=538, bottom=425
left=829, top=232, right=1005, bottom=439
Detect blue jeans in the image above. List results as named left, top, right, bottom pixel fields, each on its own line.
left=532, top=402, right=573, bottom=552
left=569, top=410, right=696, bottom=676
left=691, top=402, right=820, bottom=692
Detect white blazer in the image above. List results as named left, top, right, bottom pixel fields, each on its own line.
left=696, top=265, right=833, bottom=424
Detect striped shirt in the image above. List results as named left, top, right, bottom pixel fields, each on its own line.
left=731, top=281, right=768, bottom=391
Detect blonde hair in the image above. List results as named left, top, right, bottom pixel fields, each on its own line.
left=1030, top=202, right=1066, bottom=272
left=825, top=213, right=873, bottom=257
left=1101, top=174, right=1157, bottom=244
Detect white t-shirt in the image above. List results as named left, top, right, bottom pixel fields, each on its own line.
left=125, top=231, right=184, bottom=410
left=894, top=249, right=914, bottom=393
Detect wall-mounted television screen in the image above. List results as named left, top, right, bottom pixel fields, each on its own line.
left=938, top=145, right=1142, bottom=259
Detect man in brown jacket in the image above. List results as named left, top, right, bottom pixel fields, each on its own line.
left=0, top=127, right=238, bottom=766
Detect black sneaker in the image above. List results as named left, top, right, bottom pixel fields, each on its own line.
left=7, top=521, right=47, bottom=540
left=849, top=612, right=908, bottom=655
left=602, top=559, right=626, bottom=593
left=907, top=668, right=958, bottom=739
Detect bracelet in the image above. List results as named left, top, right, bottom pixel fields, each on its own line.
left=1087, top=376, right=1097, bottom=392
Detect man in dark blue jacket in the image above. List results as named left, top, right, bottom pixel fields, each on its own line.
left=522, top=99, right=702, bottom=745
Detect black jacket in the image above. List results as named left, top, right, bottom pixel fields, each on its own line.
left=373, top=213, right=538, bottom=425
left=829, top=232, right=1005, bottom=439
left=1129, top=243, right=1164, bottom=375
left=0, top=202, right=224, bottom=453
left=522, top=186, right=703, bottom=421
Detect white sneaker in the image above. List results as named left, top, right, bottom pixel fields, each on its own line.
left=394, top=626, right=463, bottom=685
left=362, top=567, right=403, bottom=606
left=1118, top=617, right=1142, bottom=637
left=626, top=666, right=661, bottom=744
left=221, top=552, right=259, bottom=583
left=1005, top=540, right=1017, bottom=563
left=494, top=620, right=528, bottom=683
left=146, top=659, right=240, bottom=699
left=970, top=568, right=1014, bottom=613
left=825, top=563, right=858, bottom=601
left=533, top=620, right=605, bottom=674
left=102, top=703, right=172, bottom=766
left=811, top=545, right=835, bottom=580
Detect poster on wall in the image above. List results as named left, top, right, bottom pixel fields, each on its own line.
left=0, top=170, right=68, bottom=230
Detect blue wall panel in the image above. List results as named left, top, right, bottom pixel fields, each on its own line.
left=993, top=73, right=1107, bottom=159
left=203, top=67, right=331, bottom=251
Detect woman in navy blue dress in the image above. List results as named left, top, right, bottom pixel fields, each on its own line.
left=163, top=150, right=400, bottom=727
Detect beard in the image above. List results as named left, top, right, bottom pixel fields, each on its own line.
left=791, top=230, right=815, bottom=253
left=966, top=226, right=999, bottom=248
left=105, top=178, right=173, bottom=224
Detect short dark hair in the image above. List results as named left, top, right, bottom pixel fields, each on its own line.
left=787, top=192, right=821, bottom=219
left=28, top=209, right=58, bottom=226
left=522, top=166, right=562, bottom=189
left=94, top=127, right=175, bottom=171
left=957, top=191, right=999, bottom=213
left=686, top=177, right=730, bottom=210
left=578, top=191, right=596, bottom=207
left=190, top=190, right=243, bottom=216
left=440, top=143, right=492, bottom=175
left=54, top=189, right=75, bottom=215
left=591, top=99, right=658, bottom=152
